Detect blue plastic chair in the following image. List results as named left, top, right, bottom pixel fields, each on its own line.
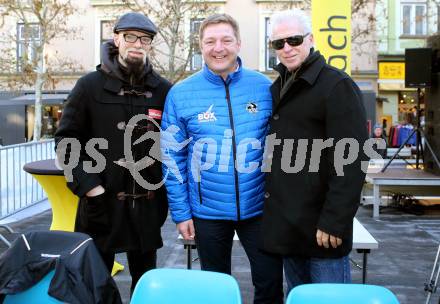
left=286, top=283, right=400, bottom=304
left=130, top=268, right=242, bottom=304
left=4, top=270, right=63, bottom=304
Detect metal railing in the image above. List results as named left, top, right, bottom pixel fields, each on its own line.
left=0, top=139, right=55, bottom=219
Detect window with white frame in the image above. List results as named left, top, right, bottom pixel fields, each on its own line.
left=401, top=3, right=427, bottom=36
left=17, top=23, right=41, bottom=71
left=100, top=20, right=116, bottom=62
left=190, top=18, right=203, bottom=71
left=101, top=20, right=115, bottom=45
left=265, top=17, right=278, bottom=71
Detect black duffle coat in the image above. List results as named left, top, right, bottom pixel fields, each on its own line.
left=55, top=43, right=171, bottom=253
left=261, top=50, right=369, bottom=258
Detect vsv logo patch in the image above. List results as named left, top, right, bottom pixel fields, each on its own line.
left=198, top=104, right=217, bottom=123
left=246, top=102, right=258, bottom=114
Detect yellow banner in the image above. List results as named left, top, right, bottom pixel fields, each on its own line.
left=312, top=0, right=351, bottom=75
left=378, top=62, right=405, bottom=80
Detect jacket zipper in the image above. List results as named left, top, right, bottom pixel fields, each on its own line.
left=222, top=80, right=241, bottom=221
left=198, top=176, right=203, bottom=205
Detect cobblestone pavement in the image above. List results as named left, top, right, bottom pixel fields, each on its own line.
left=1, top=204, right=439, bottom=304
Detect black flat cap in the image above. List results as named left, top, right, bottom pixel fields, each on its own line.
left=113, top=12, right=157, bottom=36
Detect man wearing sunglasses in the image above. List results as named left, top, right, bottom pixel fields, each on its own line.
left=261, top=9, right=368, bottom=292
left=55, top=12, right=171, bottom=295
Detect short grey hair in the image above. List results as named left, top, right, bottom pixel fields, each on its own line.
left=270, top=9, right=312, bottom=39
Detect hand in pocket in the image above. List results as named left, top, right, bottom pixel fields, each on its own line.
left=86, top=193, right=110, bottom=234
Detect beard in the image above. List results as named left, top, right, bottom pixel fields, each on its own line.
left=120, top=48, right=147, bottom=78
left=125, top=57, right=144, bottom=78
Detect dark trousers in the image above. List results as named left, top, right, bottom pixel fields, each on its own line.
left=100, top=250, right=157, bottom=295
left=193, top=216, right=283, bottom=304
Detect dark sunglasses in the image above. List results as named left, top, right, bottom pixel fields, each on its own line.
left=270, top=33, right=310, bottom=50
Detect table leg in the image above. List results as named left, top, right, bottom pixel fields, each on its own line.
left=185, top=244, right=192, bottom=269
left=362, top=250, right=370, bottom=284
left=360, top=187, right=364, bottom=205
left=373, top=183, right=380, bottom=218
left=111, top=262, right=124, bottom=276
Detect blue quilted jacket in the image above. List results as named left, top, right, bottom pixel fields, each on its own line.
left=161, top=59, right=272, bottom=223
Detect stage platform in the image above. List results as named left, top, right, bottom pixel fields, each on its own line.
left=364, top=168, right=440, bottom=218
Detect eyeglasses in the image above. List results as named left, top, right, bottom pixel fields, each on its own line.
left=270, top=33, right=310, bottom=50
left=123, top=33, right=153, bottom=45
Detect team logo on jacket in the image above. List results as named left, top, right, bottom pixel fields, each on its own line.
left=148, top=109, right=162, bottom=120
left=246, top=102, right=258, bottom=114
left=198, top=104, right=217, bottom=123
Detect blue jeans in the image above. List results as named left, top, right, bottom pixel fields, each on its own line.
left=283, top=255, right=351, bottom=293
left=193, top=216, right=284, bottom=304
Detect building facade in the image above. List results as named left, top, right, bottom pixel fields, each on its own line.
left=376, top=0, right=439, bottom=139
left=0, top=0, right=378, bottom=141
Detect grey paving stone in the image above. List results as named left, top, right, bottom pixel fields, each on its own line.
left=1, top=205, right=440, bottom=304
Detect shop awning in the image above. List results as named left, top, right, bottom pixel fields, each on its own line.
left=378, top=79, right=405, bottom=91
left=378, top=79, right=417, bottom=91
left=0, top=93, right=68, bottom=106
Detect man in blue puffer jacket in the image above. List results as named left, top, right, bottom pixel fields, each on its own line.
left=161, top=14, right=283, bottom=304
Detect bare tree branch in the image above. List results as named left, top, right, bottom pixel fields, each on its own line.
left=118, top=0, right=213, bottom=83
left=0, top=0, right=82, bottom=140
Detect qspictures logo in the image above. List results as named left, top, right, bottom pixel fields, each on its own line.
left=56, top=114, right=386, bottom=191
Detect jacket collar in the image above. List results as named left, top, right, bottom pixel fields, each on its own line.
left=99, top=64, right=161, bottom=94
left=274, top=49, right=325, bottom=86
left=271, top=49, right=326, bottom=111
left=202, top=56, right=243, bottom=85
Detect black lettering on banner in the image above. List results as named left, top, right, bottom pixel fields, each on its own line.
left=319, top=16, right=347, bottom=32
left=328, top=55, right=347, bottom=72
left=328, top=35, right=347, bottom=50
left=319, top=15, right=349, bottom=73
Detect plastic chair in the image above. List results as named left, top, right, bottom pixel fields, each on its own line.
left=286, top=283, right=400, bottom=304
left=130, top=268, right=242, bottom=304
left=4, top=270, right=63, bottom=304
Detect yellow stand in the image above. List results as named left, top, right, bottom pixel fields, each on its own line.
left=31, top=174, right=124, bottom=276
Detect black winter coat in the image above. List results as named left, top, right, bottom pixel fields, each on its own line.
left=55, top=42, right=172, bottom=253
left=261, top=50, right=369, bottom=258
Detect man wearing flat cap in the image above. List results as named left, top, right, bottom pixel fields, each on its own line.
left=55, top=12, right=171, bottom=293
